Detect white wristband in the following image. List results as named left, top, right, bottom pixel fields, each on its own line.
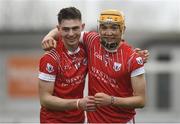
left=76, top=99, right=80, bottom=109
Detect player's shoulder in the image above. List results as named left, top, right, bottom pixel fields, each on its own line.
left=121, top=40, right=139, bottom=59
left=40, top=49, right=59, bottom=62
left=80, top=31, right=99, bottom=46
left=83, top=31, right=99, bottom=38
left=121, top=40, right=133, bottom=51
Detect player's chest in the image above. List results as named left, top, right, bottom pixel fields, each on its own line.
left=89, top=47, right=128, bottom=77
left=58, top=53, right=87, bottom=77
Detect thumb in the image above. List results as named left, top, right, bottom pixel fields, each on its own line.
left=53, top=40, right=57, bottom=48
left=134, top=48, right=141, bottom=52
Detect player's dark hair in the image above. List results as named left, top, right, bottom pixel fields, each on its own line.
left=57, top=7, right=82, bottom=24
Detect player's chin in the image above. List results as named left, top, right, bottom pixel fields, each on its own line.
left=68, top=40, right=79, bottom=46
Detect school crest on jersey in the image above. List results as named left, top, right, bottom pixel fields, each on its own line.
left=82, top=58, right=87, bottom=65
left=113, top=62, right=121, bottom=71
left=75, top=62, right=81, bottom=69
left=46, top=63, right=54, bottom=73
left=136, top=57, right=143, bottom=65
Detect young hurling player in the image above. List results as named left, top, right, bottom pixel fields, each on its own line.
left=38, top=7, right=96, bottom=123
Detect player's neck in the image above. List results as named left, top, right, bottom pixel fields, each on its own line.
left=66, top=45, right=80, bottom=55
left=64, top=43, right=78, bottom=52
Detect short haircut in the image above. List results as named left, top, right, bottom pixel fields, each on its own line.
left=57, top=7, right=82, bottom=24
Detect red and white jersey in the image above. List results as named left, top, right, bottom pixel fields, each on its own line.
left=81, top=32, right=145, bottom=123
left=38, top=40, right=88, bottom=123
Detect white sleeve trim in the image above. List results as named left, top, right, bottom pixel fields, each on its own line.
left=131, top=66, right=145, bottom=77
left=38, top=72, right=56, bottom=82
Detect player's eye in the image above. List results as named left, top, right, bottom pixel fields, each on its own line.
left=100, top=24, right=107, bottom=30
left=72, top=26, right=80, bottom=31
left=62, top=27, right=70, bottom=32
left=111, top=25, right=119, bottom=30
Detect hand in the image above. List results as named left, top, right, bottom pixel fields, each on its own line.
left=134, top=48, right=149, bottom=63
left=95, top=93, right=111, bottom=106
left=41, top=37, right=57, bottom=51
left=79, top=96, right=96, bottom=111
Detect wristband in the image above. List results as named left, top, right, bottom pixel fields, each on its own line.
left=76, top=99, right=80, bottom=109
left=111, top=96, right=115, bottom=105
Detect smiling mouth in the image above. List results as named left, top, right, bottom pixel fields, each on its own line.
left=102, top=37, right=116, bottom=42
left=66, top=37, right=76, bottom=41
left=69, top=39, right=75, bottom=41
left=66, top=38, right=79, bottom=44
left=68, top=36, right=77, bottom=39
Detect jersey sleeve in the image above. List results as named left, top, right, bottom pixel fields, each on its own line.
left=81, top=31, right=99, bottom=50
left=38, top=54, right=58, bottom=82
left=128, top=51, right=145, bottom=77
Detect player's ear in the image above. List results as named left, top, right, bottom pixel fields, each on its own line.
left=81, top=23, right=85, bottom=31
left=123, top=26, right=126, bottom=34
left=56, top=25, right=60, bottom=31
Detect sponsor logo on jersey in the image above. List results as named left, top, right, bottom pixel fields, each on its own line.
left=94, top=52, right=103, bottom=61
left=63, top=65, right=71, bottom=70
left=136, top=57, right=143, bottom=65
left=61, top=74, right=85, bottom=87
left=46, top=63, right=54, bottom=73
left=83, top=58, right=87, bottom=65
left=113, top=62, right=121, bottom=71
left=75, top=62, right=81, bottom=69
left=91, top=66, right=118, bottom=88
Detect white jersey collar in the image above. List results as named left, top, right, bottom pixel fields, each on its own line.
left=67, top=47, right=80, bottom=55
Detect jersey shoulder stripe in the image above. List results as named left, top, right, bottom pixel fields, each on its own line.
left=84, top=32, right=99, bottom=48
left=45, top=49, right=60, bottom=64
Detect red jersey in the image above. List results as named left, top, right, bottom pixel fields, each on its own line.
left=38, top=40, right=88, bottom=123
left=81, top=32, right=145, bottom=123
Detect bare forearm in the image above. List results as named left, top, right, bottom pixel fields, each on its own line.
left=40, top=95, right=77, bottom=111
left=44, top=28, right=59, bottom=41
left=113, top=95, right=145, bottom=108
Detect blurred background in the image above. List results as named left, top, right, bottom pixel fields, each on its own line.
left=0, top=0, right=180, bottom=123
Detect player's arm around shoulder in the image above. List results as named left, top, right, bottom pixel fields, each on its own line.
left=41, top=28, right=59, bottom=51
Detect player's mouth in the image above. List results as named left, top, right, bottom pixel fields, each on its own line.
left=101, top=37, right=116, bottom=42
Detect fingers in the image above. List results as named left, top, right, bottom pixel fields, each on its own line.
left=79, top=96, right=96, bottom=111
left=134, top=48, right=141, bottom=52
left=49, top=39, right=54, bottom=48
left=81, top=93, right=112, bottom=111
left=86, top=102, right=96, bottom=111
left=94, top=93, right=104, bottom=104
left=94, top=98, right=102, bottom=106
left=53, top=40, right=57, bottom=48
left=41, top=38, right=57, bottom=51
left=142, top=50, right=149, bottom=63
left=41, top=40, right=47, bottom=50
left=134, top=48, right=150, bottom=63
left=86, top=96, right=96, bottom=111
left=94, top=93, right=111, bottom=106
left=94, top=93, right=103, bottom=105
